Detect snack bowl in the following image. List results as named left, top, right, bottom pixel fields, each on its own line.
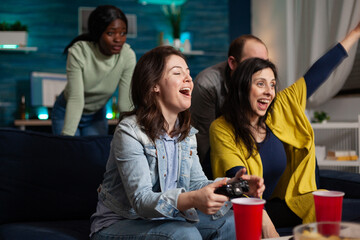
left=293, top=222, right=360, bottom=240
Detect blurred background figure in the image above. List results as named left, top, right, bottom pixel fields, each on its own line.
left=190, top=35, right=268, bottom=178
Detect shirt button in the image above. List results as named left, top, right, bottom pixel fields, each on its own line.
left=162, top=156, right=165, bottom=159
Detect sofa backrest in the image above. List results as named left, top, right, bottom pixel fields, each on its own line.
left=0, top=128, right=113, bottom=224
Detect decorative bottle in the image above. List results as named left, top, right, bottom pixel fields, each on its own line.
left=19, top=95, right=28, bottom=120
left=111, top=96, right=118, bottom=119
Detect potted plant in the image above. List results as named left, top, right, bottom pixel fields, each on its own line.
left=0, top=21, right=28, bottom=47
left=162, top=4, right=182, bottom=49
left=313, top=111, right=330, bottom=123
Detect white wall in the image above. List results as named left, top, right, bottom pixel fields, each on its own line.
left=307, top=96, right=360, bottom=122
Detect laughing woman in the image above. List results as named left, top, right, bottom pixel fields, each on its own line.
left=89, top=46, right=266, bottom=240
left=52, top=5, right=136, bottom=136
left=210, top=22, right=360, bottom=229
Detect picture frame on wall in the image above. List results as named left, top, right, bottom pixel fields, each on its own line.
left=78, top=7, right=137, bottom=38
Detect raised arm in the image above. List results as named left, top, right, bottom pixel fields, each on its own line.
left=304, top=21, right=360, bottom=98
left=340, top=21, right=360, bottom=53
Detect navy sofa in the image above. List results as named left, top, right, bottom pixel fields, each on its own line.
left=0, top=127, right=359, bottom=239
left=0, top=128, right=112, bottom=240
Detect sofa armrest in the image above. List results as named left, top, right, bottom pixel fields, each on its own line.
left=319, top=169, right=360, bottom=199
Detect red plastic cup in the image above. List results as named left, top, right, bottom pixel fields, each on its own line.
left=313, top=190, right=344, bottom=222
left=231, top=198, right=265, bottom=240
left=313, top=191, right=344, bottom=236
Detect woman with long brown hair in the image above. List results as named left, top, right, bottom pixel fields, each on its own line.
left=90, top=46, right=265, bottom=239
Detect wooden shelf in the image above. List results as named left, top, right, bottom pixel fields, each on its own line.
left=14, top=119, right=118, bottom=130
left=136, top=49, right=206, bottom=56
left=14, top=119, right=51, bottom=127
left=182, top=50, right=205, bottom=56
left=318, top=159, right=360, bottom=167
left=312, top=122, right=359, bottom=129
left=0, top=46, right=38, bottom=53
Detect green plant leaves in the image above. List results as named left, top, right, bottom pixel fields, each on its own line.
left=313, top=111, right=330, bottom=123
left=0, top=21, right=28, bottom=31
left=162, top=4, right=182, bottom=39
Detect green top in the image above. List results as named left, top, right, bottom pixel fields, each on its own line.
left=62, top=41, right=136, bottom=136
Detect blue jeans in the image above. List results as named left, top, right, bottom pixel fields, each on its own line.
left=91, top=210, right=236, bottom=240
left=52, top=92, right=108, bottom=136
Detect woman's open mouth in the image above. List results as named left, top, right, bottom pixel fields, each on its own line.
left=179, top=87, right=191, bottom=97
left=112, top=45, right=122, bottom=52
left=257, top=99, right=270, bottom=111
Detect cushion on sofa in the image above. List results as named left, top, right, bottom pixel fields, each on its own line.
left=319, top=169, right=360, bottom=199
left=0, top=128, right=112, bottom=224
left=0, top=220, right=90, bottom=240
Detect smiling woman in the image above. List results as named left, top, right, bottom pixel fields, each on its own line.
left=210, top=21, right=360, bottom=235
left=123, top=46, right=193, bottom=142
left=153, top=54, right=193, bottom=127
left=89, top=45, right=266, bottom=240
left=51, top=5, right=136, bottom=136
left=249, top=67, right=276, bottom=124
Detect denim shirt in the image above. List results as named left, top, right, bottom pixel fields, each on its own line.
left=98, top=115, right=231, bottom=221
left=161, top=133, right=178, bottom=191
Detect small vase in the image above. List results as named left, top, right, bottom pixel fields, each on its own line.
left=162, top=39, right=170, bottom=46
left=183, top=39, right=191, bottom=52
left=173, top=38, right=181, bottom=50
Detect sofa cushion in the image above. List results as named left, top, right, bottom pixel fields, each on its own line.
left=319, top=169, right=360, bottom=199
left=343, top=198, right=360, bottom=222
left=0, top=128, right=112, bottom=224
left=0, top=220, right=90, bottom=240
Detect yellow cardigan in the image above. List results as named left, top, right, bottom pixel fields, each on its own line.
left=210, top=78, right=317, bottom=223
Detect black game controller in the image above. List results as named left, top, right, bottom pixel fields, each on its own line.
left=214, top=178, right=250, bottom=198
